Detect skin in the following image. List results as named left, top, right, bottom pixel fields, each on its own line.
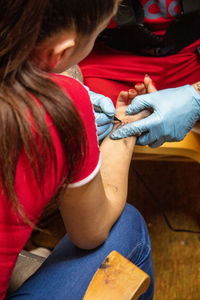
left=32, top=3, right=120, bottom=73
left=115, top=75, right=156, bottom=126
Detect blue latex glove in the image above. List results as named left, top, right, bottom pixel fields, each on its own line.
left=110, top=85, right=200, bottom=147
left=86, top=88, right=116, bottom=141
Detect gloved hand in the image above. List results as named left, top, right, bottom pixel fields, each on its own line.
left=86, top=87, right=116, bottom=141
left=110, top=85, right=200, bottom=147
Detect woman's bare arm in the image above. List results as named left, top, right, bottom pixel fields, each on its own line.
left=57, top=76, right=156, bottom=250
left=57, top=90, right=136, bottom=249
left=57, top=134, right=135, bottom=250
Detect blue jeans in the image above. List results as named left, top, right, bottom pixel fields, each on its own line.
left=7, top=204, right=154, bottom=299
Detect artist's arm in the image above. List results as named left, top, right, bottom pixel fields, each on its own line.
left=57, top=76, right=155, bottom=250
left=57, top=134, right=135, bottom=250
left=56, top=89, right=141, bottom=250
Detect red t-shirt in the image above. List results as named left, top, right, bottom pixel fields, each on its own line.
left=0, top=74, right=100, bottom=299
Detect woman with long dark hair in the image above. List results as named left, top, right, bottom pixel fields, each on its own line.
left=0, top=1, right=154, bottom=299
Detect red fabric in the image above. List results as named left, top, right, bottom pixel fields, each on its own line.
left=0, top=74, right=99, bottom=299
left=107, top=19, right=117, bottom=29
left=79, top=38, right=200, bottom=106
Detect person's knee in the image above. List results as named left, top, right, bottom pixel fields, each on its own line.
left=117, top=204, right=150, bottom=240
left=108, top=204, right=151, bottom=259
left=126, top=206, right=151, bottom=257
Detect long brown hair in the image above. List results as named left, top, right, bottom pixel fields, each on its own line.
left=0, top=0, right=117, bottom=222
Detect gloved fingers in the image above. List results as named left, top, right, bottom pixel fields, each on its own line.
left=186, top=84, right=200, bottom=101
left=95, top=112, right=113, bottom=126
left=110, top=115, right=154, bottom=140
left=136, top=133, right=164, bottom=147
left=98, top=97, right=116, bottom=117
left=110, top=122, right=143, bottom=140
left=88, top=90, right=115, bottom=117
left=98, top=124, right=114, bottom=141
left=97, top=123, right=113, bottom=135
left=126, top=94, right=154, bottom=115
left=136, top=133, right=152, bottom=146
left=149, top=138, right=165, bottom=148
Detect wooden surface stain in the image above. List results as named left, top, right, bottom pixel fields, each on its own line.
left=99, top=257, right=110, bottom=270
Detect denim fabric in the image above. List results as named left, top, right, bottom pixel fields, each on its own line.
left=7, top=203, right=154, bottom=300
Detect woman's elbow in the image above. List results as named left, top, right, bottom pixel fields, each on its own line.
left=68, top=231, right=109, bottom=250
